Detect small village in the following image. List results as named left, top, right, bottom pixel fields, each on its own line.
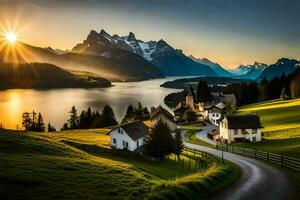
left=107, top=87, right=263, bottom=152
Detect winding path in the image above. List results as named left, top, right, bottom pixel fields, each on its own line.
left=194, top=123, right=218, bottom=145
left=183, top=139, right=294, bottom=199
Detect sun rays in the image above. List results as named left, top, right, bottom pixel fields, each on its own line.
left=6, top=32, right=18, bottom=43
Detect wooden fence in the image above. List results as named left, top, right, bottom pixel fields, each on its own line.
left=216, top=143, right=300, bottom=172
left=164, top=146, right=223, bottom=171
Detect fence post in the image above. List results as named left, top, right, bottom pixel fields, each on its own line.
left=226, top=144, right=229, bottom=152
left=255, top=149, right=257, bottom=159
left=281, top=155, right=283, bottom=167
left=221, top=150, right=224, bottom=164
left=216, top=143, right=218, bottom=150
left=232, top=146, right=234, bottom=153
left=267, top=152, right=269, bottom=161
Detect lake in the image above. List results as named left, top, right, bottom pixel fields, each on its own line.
left=0, top=77, right=184, bottom=130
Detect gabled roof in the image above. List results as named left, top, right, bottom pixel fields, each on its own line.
left=150, top=106, right=174, bottom=121
left=174, top=102, right=188, bottom=111
left=224, top=114, right=263, bottom=129
left=107, top=121, right=148, bottom=141
left=215, top=102, right=226, bottom=110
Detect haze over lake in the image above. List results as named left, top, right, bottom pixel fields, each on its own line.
left=0, top=77, right=184, bottom=129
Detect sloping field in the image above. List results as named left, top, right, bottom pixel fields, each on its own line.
left=0, top=129, right=237, bottom=200
left=238, top=98, right=300, bottom=158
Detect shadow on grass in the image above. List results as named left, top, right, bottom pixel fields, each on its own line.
left=62, top=140, right=200, bottom=179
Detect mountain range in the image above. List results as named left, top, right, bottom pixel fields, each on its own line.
left=72, top=30, right=217, bottom=76
left=231, top=62, right=268, bottom=80
left=257, top=58, right=300, bottom=81
left=0, top=28, right=299, bottom=83
left=0, top=40, right=162, bottom=81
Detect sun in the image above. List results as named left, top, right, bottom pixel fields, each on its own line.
left=6, top=32, right=18, bottom=43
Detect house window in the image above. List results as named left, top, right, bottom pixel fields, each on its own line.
left=113, top=138, right=116, bottom=144
left=123, top=141, right=128, bottom=148
left=234, top=129, right=238, bottom=135
left=252, top=137, right=256, bottom=142
left=118, top=128, right=123, bottom=134
left=253, top=129, right=257, bottom=134
left=137, top=140, right=139, bottom=147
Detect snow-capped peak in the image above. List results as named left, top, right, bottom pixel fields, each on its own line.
left=73, top=29, right=182, bottom=61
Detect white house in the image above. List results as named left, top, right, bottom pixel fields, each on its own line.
left=107, top=121, right=149, bottom=151
left=208, top=102, right=226, bottom=126
left=219, top=115, right=263, bottom=143
left=150, top=106, right=177, bottom=132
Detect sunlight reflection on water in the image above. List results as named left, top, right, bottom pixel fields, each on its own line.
left=0, top=77, right=185, bottom=129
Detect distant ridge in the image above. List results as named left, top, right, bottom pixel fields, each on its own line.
left=189, top=56, right=233, bottom=77
left=0, top=41, right=162, bottom=82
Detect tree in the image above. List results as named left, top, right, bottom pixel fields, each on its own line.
left=146, top=120, right=175, bottom=159
left=30, top=110, right=37, bottom=131
left=79, top=110, right=87, bottom=128
left=36, top=113, right=45, bottom=132
left=122, top=105, right=135, bottom=123
left=61, top=123, right=69, bottom=131
left=196, top=80, right=213, bottom=103
left=68, top=106, right=79, bottom=129
left=183, top=110, right=198, bottom=123
left=22, top=112, right=31, bottom=131
left=174, top=130, right=183, bottom=159
left=47, top=122, right=56, bottom=132
left=100, top=105, right=118, bottom=127
left=86, top=107, right=93, bottom=127
left=92, top=111, right=102, bottom=128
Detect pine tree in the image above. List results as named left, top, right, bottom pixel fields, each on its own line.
left=122, top=105, right=135, bottom=123
left=79, top=110, right=87, bottom=128
left=196, top=80, right=213, bottom=103
left=30, top=110, right=37, bottom=131
left=22, top=112, right=31, bottom=131
left=61, top=123, right=69, bottom=131
left=36, top=113, right=45, bottom=132
left=68, top=106, right=79, bottom=129
left=86, top=107, right=93, bottom=127
left=92, top=111, right=102, bottom=128
left=146, top=120, right=174, bottom=159
left=100, top=105, right=118, bottom=127
left=47, top=122, right=56, bottom=132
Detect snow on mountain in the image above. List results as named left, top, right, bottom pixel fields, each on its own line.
left=72, top=29, right=217, bottom=77
left=230, top=62, right=268, bottom=79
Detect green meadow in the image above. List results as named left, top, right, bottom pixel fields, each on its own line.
left=237, top=98, right=300, bottom=158
left=0, top=129, right=238, bottom=200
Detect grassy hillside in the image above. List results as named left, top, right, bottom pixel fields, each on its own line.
left=0, top=129, right=238, bottom=200
left=237, top=98, right=300, bottom=158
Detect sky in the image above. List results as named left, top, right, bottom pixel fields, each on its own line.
left=0, top=0, right=299, bottom=68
